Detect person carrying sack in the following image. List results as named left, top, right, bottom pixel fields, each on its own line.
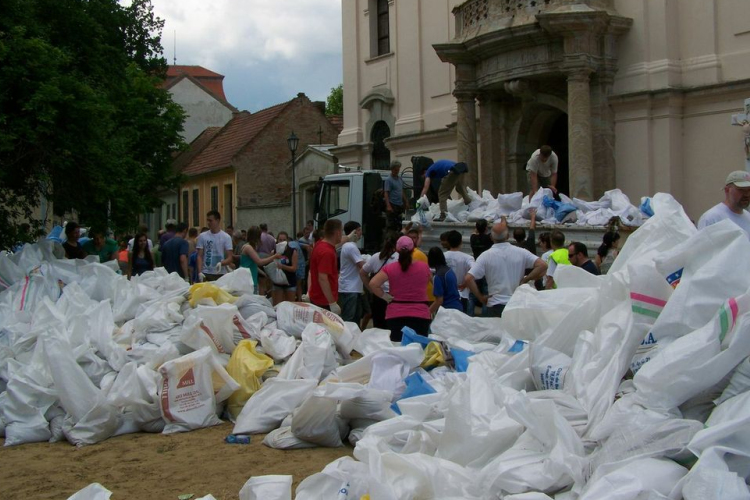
left=420, top=160, right=472, bottom=222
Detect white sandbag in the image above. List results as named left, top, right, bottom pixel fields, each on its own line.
left=529, top=345, right=571, bottom=391
left=291, top=395, right=346, bottom=448
left=352, top=328, right=393, bottom=356
left=564, top=302, right=644, bottom=436
left=609, top=192, right=696, bottom=275
left=235, top=293, right=276, bottom=320
left=277, top=323, right=337, bottom=381
left=262, top=427, right=316, bottom=449
left=233, top=311, right=265, bottom=343
left=316, top=382, right=396, bottom=421
left=295, top=457, right=378, bottom=500
left=437, top=363, right=524, bottom=468
left=634, top=292, right=750, bottom=412
left=586, top=394, right=702, bottom=474
left=216, top=267, right=255, bottom=296
left=478, top=393, right=585, bottom=496
left=627, top=263, right=674, bottom=373
left=66, top=483, right=112, bottom=500
left=183, top=303, right=240, bottom=355
left=430, top=307, right=507, bottom=344
left=578, top=457, right=686, bottom=500
left=259, top=327, right=297, bottom=361
left=105, top=362, right=163, bottom=434
left=678, top=446, right=750, bottom=500
left=502, top=285, right=600, bottom=356
left=497, top=192, right=523, bottom=215
left=643, top=220, right=750, bottom=366
left=232, top=378, right=317, bottom=435
left=2, top=347, right=58, bottom=446
left=239, top=475, right=292, bottom=500
left=717, top=356, right=750, bottom=405
left=43, top=335, right=118, bottom=446
left=158, top=346, right=239, bottom=434
left=688, top=391, right=750, bottom=469
left=330, top=345, right=423, bottom=387
left=275, top=302, right=353, bottom=355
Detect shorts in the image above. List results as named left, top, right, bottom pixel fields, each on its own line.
left=273, top=284, right=296, bottom=292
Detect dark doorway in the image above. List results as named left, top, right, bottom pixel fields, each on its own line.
left=545, top=114, right=569, bottom=197
left=371, top=121, right=391, bottom=169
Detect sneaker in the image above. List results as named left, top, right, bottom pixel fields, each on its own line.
left=434, top=213, right=447, bottom=222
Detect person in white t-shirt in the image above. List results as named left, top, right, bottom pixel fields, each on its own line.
left=337, top=221, right=365, bottom=324
left=360, top=235, right=398, bottom=329
left=464, top=219, right=547, bottom=318
left=444, top=230, right=475, bottom=313
left=526, top=145, right=559, bottom=196
left=697, top=170, right=750, bottom=240
left=196, top=210, right=233, bottom=280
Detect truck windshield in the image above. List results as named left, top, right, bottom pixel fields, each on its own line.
left=319, top=180, right=350, bottom=220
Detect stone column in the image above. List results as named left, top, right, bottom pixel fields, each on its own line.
left=567, top=69, right=594, bottom=200
left=591, top=72, right=616, bottom=197
left=478, top=93, right=505, bottom=194
left=455, top=90, right=479, bottom=192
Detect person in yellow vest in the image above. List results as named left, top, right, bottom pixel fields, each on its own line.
left=407, top=227, right=435, bottom=303
left=545, top=229, right=570, bottom=290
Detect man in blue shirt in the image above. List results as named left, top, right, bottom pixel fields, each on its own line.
left=420, top=159, right=471, bottom=222
left=162, top=222, right=190, bottom=279
left=384, top=160, right=409, bottom=231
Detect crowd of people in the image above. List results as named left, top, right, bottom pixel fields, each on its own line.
left=55, top=202, right=622, bottom=341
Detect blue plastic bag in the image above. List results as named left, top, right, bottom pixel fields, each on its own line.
left=640, top=197, right=655, bottom=217
left=543, top=196, right=577, bottom=222
left=391, top=372, right=437, bottom=414
left=450, top=347, right=475, bottom=372
left=401, top=326, right=431, bottom=349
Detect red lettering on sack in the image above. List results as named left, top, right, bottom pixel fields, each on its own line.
left=200, top=322, right=226, bottom=353
left=177, top=367, right=195, bottom=388
left=233, top=315, right=251, bottom=339
left=161, top=376, right=175, bottom=422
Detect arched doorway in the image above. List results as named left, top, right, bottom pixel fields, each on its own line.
left=371, top=120, right=391, bottom=169
left=513, top=102, right=569, bottom=196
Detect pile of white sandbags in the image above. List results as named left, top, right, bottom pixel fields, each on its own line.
left=5, top=192, right=750, bottom=500
left=413, top=186, right=648, bottom=227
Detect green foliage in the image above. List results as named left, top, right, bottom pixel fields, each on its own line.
left=325, top=83, right=343, bottom=117
left=0, top=0, right=186, bottom=250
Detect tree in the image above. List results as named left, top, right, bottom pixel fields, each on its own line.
left=325, top=84, right=343, bottom=117
left=0, top=0, right=186, bottom=250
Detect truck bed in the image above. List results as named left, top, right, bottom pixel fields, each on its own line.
left=414, top=220, right=633, bottom=258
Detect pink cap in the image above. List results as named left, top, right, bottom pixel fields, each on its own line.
left=396, top=235, right=414, bottom=252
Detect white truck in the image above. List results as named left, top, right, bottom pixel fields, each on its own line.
left=314, top=169, right=629, bottom=257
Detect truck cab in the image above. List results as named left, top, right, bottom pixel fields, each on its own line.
left=315, top=169, right=413, bottom=254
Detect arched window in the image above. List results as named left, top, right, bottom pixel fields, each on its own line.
left=371, top=121, right=391, bottom=169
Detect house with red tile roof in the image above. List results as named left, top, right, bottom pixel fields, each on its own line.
left=175, top=93, right=339, bottom=233
left=142, top=65, right=238, bottom=241
left=163, top=65, right=238, bottom=144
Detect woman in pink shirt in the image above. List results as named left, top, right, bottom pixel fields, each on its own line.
left=369, top=236, right=432, bottom=341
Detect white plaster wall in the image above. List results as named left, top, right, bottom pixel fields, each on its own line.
left=337, top=0, right=462, bottom=168
left=169, top=78, right=234, bottom=143
left=236, top=206, right=293, bottom=236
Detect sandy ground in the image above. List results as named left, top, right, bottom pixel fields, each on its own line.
left=0, top=422, right=353, bottom=499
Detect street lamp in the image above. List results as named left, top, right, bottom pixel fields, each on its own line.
left=287, top=131, right=299, bottom=236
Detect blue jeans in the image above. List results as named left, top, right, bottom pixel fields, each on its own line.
left=467, top=278, right=488, bottom=317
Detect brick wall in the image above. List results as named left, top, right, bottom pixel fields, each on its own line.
left=235, top=94, right=339, bottom=212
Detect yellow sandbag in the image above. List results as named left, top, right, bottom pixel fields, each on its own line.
left=420, top=341, right=446, bottom=369
left=188, top=283, right=238, bottom=307
left=226, top=339, right=274, bottom=418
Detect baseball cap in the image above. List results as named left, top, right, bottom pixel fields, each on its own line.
left=396, top=235, right=414, bottom=252
left=726, top=171, right=750, bottom=187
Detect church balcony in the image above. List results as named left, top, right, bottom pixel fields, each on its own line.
left=453, top=0, right=617, bottom=39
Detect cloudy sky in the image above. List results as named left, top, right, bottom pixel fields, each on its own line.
left=149, top=0, right=343, bottom=112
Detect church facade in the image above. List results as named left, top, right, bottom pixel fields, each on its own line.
left=332, top=0, right=750, bottom=219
